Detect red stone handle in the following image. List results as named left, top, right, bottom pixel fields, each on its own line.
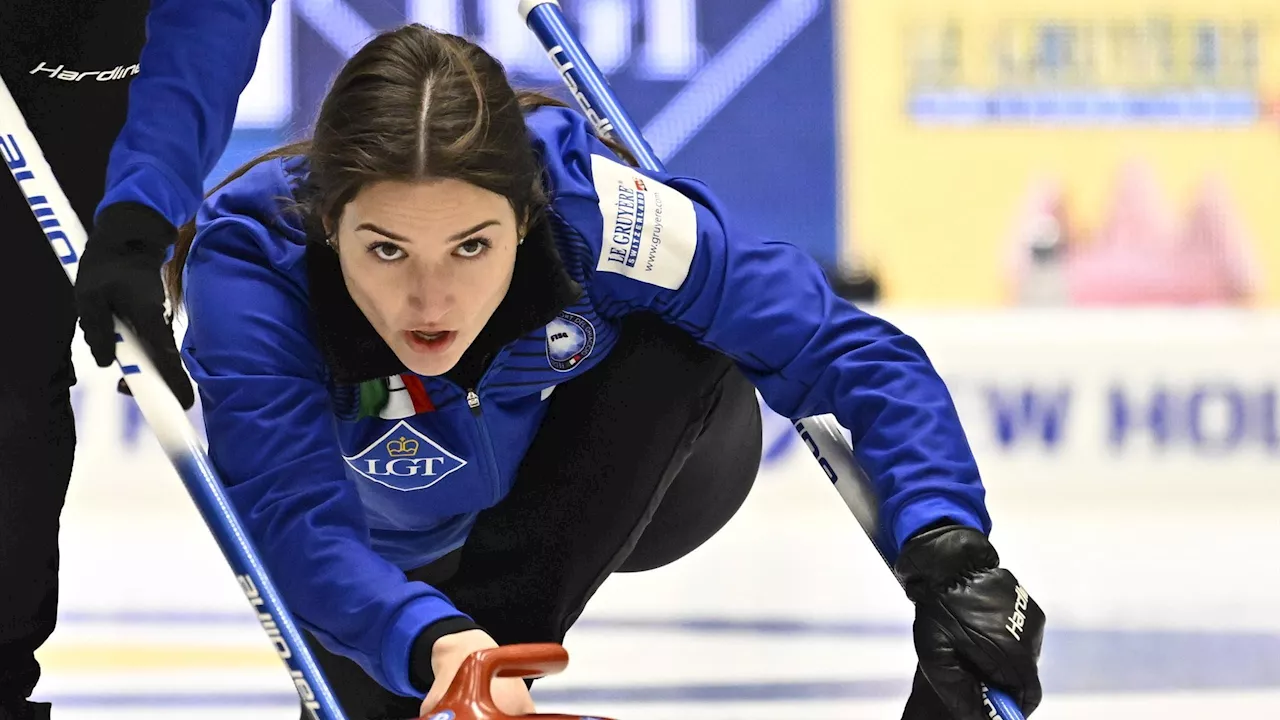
left=423, top=643, right=617, bottom=720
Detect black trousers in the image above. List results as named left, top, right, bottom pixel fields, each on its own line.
left=0, top=0, right=151, bottom=709
left=302, top=314, right=764, bottom=720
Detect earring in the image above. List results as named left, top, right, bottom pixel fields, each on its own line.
left=518, top=236, right=525, bottom=246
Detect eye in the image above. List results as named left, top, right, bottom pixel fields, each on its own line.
left=368, top=242, right=406, bottom=262
left=455, top=237, right=492, bottom=259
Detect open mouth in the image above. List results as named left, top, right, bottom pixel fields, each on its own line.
left=405, top=329, right=457, bottom=353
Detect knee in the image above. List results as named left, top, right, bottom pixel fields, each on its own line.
left=619, top=371, right=762, bottom=573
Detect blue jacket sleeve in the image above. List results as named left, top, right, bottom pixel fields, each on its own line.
left=96, top=0, right=274, bottom=225
left=539, top=111, right=990, bottom=554
left=181, top=218, right=471, bottom=697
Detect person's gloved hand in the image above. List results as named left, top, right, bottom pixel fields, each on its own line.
left=895, top=522, right=1045, bottom=719
left=75, top=201, right=194, bottom=409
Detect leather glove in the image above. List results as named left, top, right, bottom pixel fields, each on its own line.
left=75, top=202, right=194, bottom=408
left=895, top=522, right=1045, bottom=719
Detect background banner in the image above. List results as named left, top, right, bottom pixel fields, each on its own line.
left=841, top=0, right=1280, bottom=306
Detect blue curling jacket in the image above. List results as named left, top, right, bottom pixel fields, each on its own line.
left=180, top=105, right=991, bottom=697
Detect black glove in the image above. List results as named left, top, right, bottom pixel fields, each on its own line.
left=894, top=523, right=1045, bottom=719
left=75, top=202, right=194, bottom=409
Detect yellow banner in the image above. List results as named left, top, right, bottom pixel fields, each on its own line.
left=839, top=0, right=1280, bottom=306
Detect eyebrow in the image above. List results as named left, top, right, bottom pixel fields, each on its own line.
left=354, top=219, right=501, bottom=243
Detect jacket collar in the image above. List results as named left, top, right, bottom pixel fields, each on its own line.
left=306, top=217, right=582, bottom=386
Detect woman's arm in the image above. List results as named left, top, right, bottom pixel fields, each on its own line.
left=534, top=107, right=989, bottom=555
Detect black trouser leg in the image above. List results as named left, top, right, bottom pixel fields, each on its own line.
left=0, top=374, right=74, bottom=720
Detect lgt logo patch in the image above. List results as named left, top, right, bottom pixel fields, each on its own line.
left=342, top=420, right=466, bottom=492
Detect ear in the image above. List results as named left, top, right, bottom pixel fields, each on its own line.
left=516, top=203, right=534, bottom=239
left=321, top=215, right=339, bottom=250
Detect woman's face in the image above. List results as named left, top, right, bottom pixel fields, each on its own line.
left=333, top=178, right=520, bottom=377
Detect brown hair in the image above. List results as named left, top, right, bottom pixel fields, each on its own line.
left=166, top=23, right=633, bottom=303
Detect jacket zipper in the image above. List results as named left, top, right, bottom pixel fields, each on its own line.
left=466, top=388, right=503, bottom=504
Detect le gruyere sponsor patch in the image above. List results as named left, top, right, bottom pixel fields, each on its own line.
left=591, top=154, right=696, bottom=290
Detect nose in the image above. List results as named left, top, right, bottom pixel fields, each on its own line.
left=404, top=263, right=455, bottom=324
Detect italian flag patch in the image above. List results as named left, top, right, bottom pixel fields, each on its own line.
left=356, top=374, right=435, bottom=420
